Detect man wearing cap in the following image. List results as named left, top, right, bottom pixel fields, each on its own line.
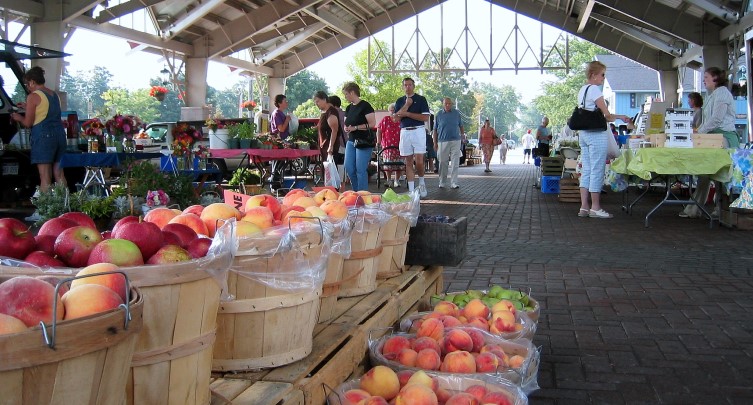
left=394, top=77, right=431, bottom=198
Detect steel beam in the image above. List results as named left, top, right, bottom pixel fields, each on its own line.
left=257, top=22, right=325, bottom=62
left=576, top=0, right=594, bottom=34
left=684, top=0, right=739, bottom=22
left=589, top=13, right=683, bottom=55
left=95, top=0, right=163, bottom=24
left=305, top=7, right=356, bottom=39
left=0, top=0, right=43, bottom=18
left=71, top=15, right=194, bottom=55
left=62, top=0, right=101, bottom=23
left=166, top=0, right=226, bottom=40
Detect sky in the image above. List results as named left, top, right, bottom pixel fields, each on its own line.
left=9, top=0, right=563, bottom=105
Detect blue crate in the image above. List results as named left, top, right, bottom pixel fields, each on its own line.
left=533, top=156, right=541, bottom=167
left=541, top=175, right=560, bottom=194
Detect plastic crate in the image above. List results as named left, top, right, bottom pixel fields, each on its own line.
left=541, top=175, right=560, bottom=194
left=406, top=217, right=467, bottom=266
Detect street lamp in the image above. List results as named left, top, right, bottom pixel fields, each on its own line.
left=160, top=65, right=170, bottom=86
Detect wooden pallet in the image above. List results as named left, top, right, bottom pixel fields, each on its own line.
left=558, top=178, right=581, bottom=203
left=210, top=265, right=443, bottom=405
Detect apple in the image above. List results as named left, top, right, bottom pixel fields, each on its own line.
left=37, top=217, right=77, bottom=238
left=0, top=218, right=36, bottom=259
left=147, top=244, right=192, bottom=264
left=54, top=226, right=103, bottom=267
left=113, top=219, right=164, bottom=259
left=36, top=275, right=70, bottom=297
left=101, top=230, right=112, bottom=240
left=60, top=211, right=97, bottom=230
left=162, top=223, right=198, bottom=248
left=86, top=239, right=145, bottom=267
left=162, top=231, right=182, bottom=246
left=183, top=204, right=204, bottom=216
left=244, top=195, right=282, bottom=220
left=24, top=251, right=66, bottom=268
left=187, top=237, right=212, bottom=259
left=71, top=263, right=127, bottom=303
left=0, top=276, right=65, bottom=327
left=34, top=234, right=57, bottom=255
left=111, top=215, right=140, bottom=235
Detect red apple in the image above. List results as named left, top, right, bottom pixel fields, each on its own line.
left=36, top=275, right=70, bottom=298
left=162, top=223, right=198, bottom=248
left=86, top=239, right=144, bottom=267
left=0, top=276, right=65, bottom=327
left=60, top=211, right=97, bottom=230
left=162, top=231, right=182, bottom=246
left=112, top=220, right=164, bottom=259
left=187, top=237, right=212, bottom=259
left=0, top=218, right=37, bottom=259
left=37, top=217, right=77, bottom=238
left=24, top=251, right=66, bottom=268
left=147, top=244, right=192, bottom=264
left=101, top=230, right=112, bottom=240
left=54, top=226, right=103, bottom=267
left=34, top=234, right=56, bottom=255
left=111, top=215, right=140, bottom=235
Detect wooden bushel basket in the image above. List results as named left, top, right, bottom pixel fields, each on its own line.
left=338, top=219, right=384, bottom=297
left=213, top=227, right=325, bottom=371
left=0, top=284, right=144, bottom=405
left=376, top=215, right=410, bottom=279
left=123, top=261, right=224, bottom=405
left=318, top=252, right=344, bottom=323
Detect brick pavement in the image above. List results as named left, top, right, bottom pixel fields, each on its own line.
left=380, top=158, right=753, bottom=404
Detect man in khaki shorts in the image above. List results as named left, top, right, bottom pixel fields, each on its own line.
left=394, top=77, right=430, bottom=197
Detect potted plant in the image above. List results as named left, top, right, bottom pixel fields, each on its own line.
left=226, top=123, right=240, bottom=149
left=228, top=167, right=262, bottom=194
left=205, top=114, right=229, bottom=149
left=236, top=121, right=257, bottom=149
left=292, top=126, right=318, bottom=150
left=71, top=191, right=117, bottom=230
left=150, top=86, right=169, bottom=101
left=31, top=183, right=71, bottom=224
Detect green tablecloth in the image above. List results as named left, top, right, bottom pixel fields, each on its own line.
left=610, top=148, right=732, bottom=182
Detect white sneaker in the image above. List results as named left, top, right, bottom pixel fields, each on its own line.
left=418, top=184, right=428, bottom=198
left=451, top=183, right=459, bottom=189
left=438, top=183, right=445, bottom=189
left=25, top=211, right=42, bottom=222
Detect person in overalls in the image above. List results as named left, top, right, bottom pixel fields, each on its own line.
left=10, top=66, right=68, bottom=193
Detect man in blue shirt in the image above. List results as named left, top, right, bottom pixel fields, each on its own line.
left=433, top=97, right=465, bottom=189
left=394, top=77, right=430, bottom=198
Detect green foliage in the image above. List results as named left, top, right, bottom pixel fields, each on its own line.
left=293, top=99, right=322, bottom=119
left=118, top=160, right=198, bottom=209
left=346, top=40, right=406, bottom=109
left=228, top=168, right=261, bottom=186
left=290, top=126, right=318, bottom=145
left=60, top=66, right=113, bottom=119
left=235, top=121, right=256, bottom=139
left=285, top=70, right=329, bottom=112
left=72, top=191, right=117, bottom=219
left=32, top=183, right=72, bottom=223
left=102, top=87, right=161, bottom=123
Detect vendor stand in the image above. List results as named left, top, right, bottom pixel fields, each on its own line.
left=210, top=148, right=322, bottom=190
left=59, top=151, right=162, bottom=195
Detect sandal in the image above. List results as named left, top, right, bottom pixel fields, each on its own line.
left=589, top=209, right=613, bottom=219
left=578, top=208, right=590, bottom=217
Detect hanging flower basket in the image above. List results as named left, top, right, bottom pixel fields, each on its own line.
left=150, top=86, right=169, bottom=102
left=154, top=93, right=166, bottom=101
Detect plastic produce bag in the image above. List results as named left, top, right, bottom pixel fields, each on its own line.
left=378, top=189, right=421, bottom=226
left=324, top=155, right=341, bottom=189
left=399, top=310, right=537, bottom=341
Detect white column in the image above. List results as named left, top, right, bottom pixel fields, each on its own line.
left=658, top=70, right=679, bottom=106
left=30, top=21, right=65, bottom=91
left=268, top=77, right=286, bottom=110
left=185, top=57, right=208, bottom=107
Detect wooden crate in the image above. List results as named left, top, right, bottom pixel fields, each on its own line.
left=558, top=178, right=581, bottom=203
left=210, top=266, right=443, bottom=405
left=693, top=133, right=725, bottom=148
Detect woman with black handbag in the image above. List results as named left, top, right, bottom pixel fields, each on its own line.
left=342, top=82, right=376, bottom=191
left=575, top=61, right=632, bottom=219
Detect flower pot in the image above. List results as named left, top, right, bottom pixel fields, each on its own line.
left=154, top=93, right=165, bottom=102
left=227, top=137, right=240, bottom=149
left=239, top=139, right=252, bottom=149
left=210, top=128, right=230, bottom=149
left=250, top=139, right=261, bottom=149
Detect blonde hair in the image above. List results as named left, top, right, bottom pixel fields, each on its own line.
left=586, top=61, right=606, bottom=79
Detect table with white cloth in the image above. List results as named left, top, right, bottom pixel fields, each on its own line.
left=609, top=148, right=732, bottom=227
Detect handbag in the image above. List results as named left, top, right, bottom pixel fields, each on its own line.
left=493, top=134, right=502, bottom=146
left=354, top=127, right=376, bottom=149
left=568, top=85, right=607, bottom=131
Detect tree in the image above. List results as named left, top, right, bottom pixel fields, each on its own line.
left=285, top=70, right=329, bottom=112
left=101, top=88, right=160, bottom=123
left=533, top=38, right=610, bottom=126
left=293, top=99, right=322, bottom=118
left=149, top=78, right=181, bottom=122
left=469, top=83, right=521, bottom=138
left=345, top=40, right=406, bottom=110
left=60, top=66, right=113, bottom=119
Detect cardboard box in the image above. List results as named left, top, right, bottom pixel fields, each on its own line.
left=692, top=133, right=725, bottom=148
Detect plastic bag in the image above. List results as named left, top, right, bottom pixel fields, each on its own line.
left=398, top=310, right=537, bottom=341
left=378, top=189, right=421, bottom=226
left=324, top=155, right=341, bottom=189
left=607, top=133, right=619, bottom=159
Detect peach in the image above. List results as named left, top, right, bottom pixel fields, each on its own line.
left=356, top=190, right=374, bottom=205
left=433, top=301, right=460, bottom=317
left=396, top=370, right=415, bottom=387
left=169, top=213, right=209, bottom=237
left=235, top=221, right=263, bottom=237
left=358, top=397, right=389, bottom=405
left=320, top=199, right=349, bottom=220
left=62, top=284, right=123, bottom=320
left=0, top=313, right=28, bottom=335
left=444, top=392, right=479, bottom=405
left=435, top=388, right=452, bottom=404
left=36, top=275, right=70, bottom=298
left=342, top=389, right=371, bottom=405
left=0, top=276, right=64, bottom=327
left=461, top=299, right=489, bottom=319
left=283, top=209, right=313, bottom=225
left=415, top=348, right=441, bottom=370
left=291, top=196, right=317, bottom=208
left=439, top=315, right=462, bottom=328
left=305, top=205, right=328, bottom=218
left=411, top=336, right=441, bottom=354
left=143, top=207, right=178, bottom=229
left=313, top=188, right=339, bottom=205
left=416, top=318, right=444, bottom=342
left=489, top=310, right=516, bottom=334
left=480, top=344, right=508, bottom=366
left=201, top=203, right=242, bottom=236
left=71, top=263, right=127, bottom=303
left=281, top=189, right=309, bottom=207
left=464, top=385, right=488, bottom=402
left=360, top=366, right=400, bottom=400
left=443, top=329, right=474, bottom=353
left=405, top=370, right=438, bottom=391
left=338, top=190, right=361, bottom=207
left=466, top=316, right=490, bottom=331
left=396, top=348, right=418, bottom=367
left=474, top=351, right=499, bottom=372
left=183, top=204, right=204, bottom=216
left=246, top=194, right=282, bottom=219
left=440, top=351, right=476, bottom=373
left=508, top=354, right=525, bottom=369
left=480, top=392, right=513, bottom=405
left=382, top=335, right=412, bottom=359
left=465, top=328, right=486, bottom=353
left=394, top=384, right=438, bottom=405
left=491, top=299, right=516, bottom=315
left=242, top=206, right=275, bottom=229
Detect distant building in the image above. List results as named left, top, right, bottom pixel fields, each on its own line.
left=595, top=54, right=748, bottom=135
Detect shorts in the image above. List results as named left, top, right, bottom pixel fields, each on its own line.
left=30, top=123, right=67, bottom=164
left=523, top=148, right=532, bottom=156
left=425, top=132, right=436, bottom=159
left=399, top=127, right=426, bottom=156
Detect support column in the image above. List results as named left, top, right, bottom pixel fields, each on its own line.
left=268, top=77, right=286, bottom=111
left=30, top=21, right=65, bottom=91
left=702, top=45, right=729, bottom=74
left=658, top=70, right=680, bottom=106
left=185, top=57, right=208, bottom=107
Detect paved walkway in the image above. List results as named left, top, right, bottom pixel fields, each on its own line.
left=387, top=149, right=753, bottom=404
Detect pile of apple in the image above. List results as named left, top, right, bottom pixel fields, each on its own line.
left=0, top=263, right=132, bottom=335
left=403, top=299, right=535, bottom=340
left=336, top=366, right=520, bottom=405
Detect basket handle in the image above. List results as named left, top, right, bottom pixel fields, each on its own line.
left=287, top=216, right=324, bottom=245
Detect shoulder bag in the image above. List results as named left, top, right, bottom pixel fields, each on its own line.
left=493, top=133, right=502, bottom=146
left=568, top=85, right=607, bottom=131
left=354, top=127, right=376, bottom=149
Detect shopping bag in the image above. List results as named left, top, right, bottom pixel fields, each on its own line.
left=324, top=156, right=341, bottom=189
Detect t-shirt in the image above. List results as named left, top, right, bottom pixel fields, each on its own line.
left=577, top=84, right=603, bottom=112
left=344, top=100, right=375, bottom=142
left=521, top=133, right=536, bottom=149
left=394, top=94, right=430, bottom=128
left=536, top=125, right=551, bottom=145
left=270, top=108, right=289, bottom=140
left=434, top=108, right=463, bottom=142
